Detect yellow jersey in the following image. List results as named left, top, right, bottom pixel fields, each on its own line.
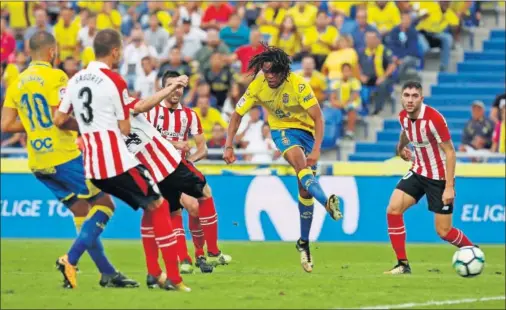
left=77, top=1, right=104, bottom=13
left=258, top=7, right=287, bottom=41
left=270, top=31, right=302, bottom=57
left=332, top=78, right=362, bottom=108
left=0, top=2, right=38, bottom=29
left=97, top=10, right=122, bottom=30
left=236, top=73, right=318, bottom=134
left=3, top=61, right=80, bottom=170
left=415, top=1, right=460, bottom=33
left=286, top=4, right=318, bottom=35
left=303, top=25, right=339, bottom=55
left=328, top=1, right=357, bottom=16
left=367, top=2, right=401, bottom=33
left=193, top=107, right=229, bottom=141
left=2, top=64, right=20, bottom=89
left=295, top=70, right=328, bottom=103
left=54, top=21, right=80, bottom=61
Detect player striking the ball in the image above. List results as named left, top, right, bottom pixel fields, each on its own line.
left=223, top=45, right=342, bottom=273
left=1, top=31, right=136, bottom=289
left=385, top=81, right=475, bottom=274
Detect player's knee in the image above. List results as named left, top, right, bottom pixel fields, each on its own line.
left=202, top=184, right=212, bottom=198
left=70, top=200, right=90, bottom=217
left=94, top=194, right=116, bottom=211
left=386, top=203, right=404, bottom=215
left=184, top=199, right=199, bottom=217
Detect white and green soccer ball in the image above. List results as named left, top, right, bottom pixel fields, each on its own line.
left=452, top=246, right=485, bottom=277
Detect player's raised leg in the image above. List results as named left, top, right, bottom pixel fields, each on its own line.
left=435, top=214, right=474, bottom=248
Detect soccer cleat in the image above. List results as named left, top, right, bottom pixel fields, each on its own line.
left=325, top=194, right=343, bottom=221
left=207, top=251, right=232, bottom=266
left=56, top=255, right=78, bottom=289
left=146, top=272, right=167, bottom=289
left=162, top=279, right=192, bottom=292
left=180, top=259, right=194, bottom=274
left=195, top=256, right=214, bottom=273
left=295, top=239, right=313, bottom=273
left=99, top=272, right=140, bottom=288
left=384, top=261, right=412, bottom=275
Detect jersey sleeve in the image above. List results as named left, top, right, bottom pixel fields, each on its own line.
left=430, top=111, right=451, bottom=143
left=297, top=78, right=319, bottom=110
left=3, top=83, right=19, bottom=109
left=49, top=70, right=69, bottom=107
left=235, top=84, right=259, bottom=116
left=351, top=79, right=361, bottom=92
left=100, top=69, right=130, bottom=120
left=190, top=110, right=203, bottom=136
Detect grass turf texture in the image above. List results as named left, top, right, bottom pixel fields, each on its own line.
left=1, top=240, right=505, bottom=309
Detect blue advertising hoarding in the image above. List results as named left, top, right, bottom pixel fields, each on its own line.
left=1, top=173, right=504, bottom=243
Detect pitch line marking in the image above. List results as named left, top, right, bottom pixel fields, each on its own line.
left=353, top=295, right=506, bottom=309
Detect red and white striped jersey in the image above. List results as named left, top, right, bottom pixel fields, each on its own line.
left=124, top=99, right=182, bottom=183
left=59, top=61, right=138, bottom=179
left=399, top=104, right=451, bottom=180
left=145, top=103, right=203, bottom=156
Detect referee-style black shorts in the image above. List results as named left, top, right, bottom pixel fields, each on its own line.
left=158, top=159, right=207, bottom=213
left=91, top=165, right=161, bottom=210
left=396, top=170, right=453, bottom=214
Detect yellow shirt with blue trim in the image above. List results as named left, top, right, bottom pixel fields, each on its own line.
left=367, top=2, right=401, bottom=33
left=3, top=61, right=80, bottom=170
left=236, top=73, right=318, bottom=134
left=332, top=78, right=362, bottom=107
left=303, top=25, right=339, bottom=55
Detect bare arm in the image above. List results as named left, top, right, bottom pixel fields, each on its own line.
left=396, top=130, right=410, bottom=154
left=118, top=119, right=131, bottom=136
left=53, top=107, right=80, bottom=131
left=187, top=133, right=208, bottom=162
left=225, top=111, right=243, bottom=148
left=1, top=107, right=25, bottom=133
left=131, top=78, right=186, bottom=114
left=306, top=104, right=324, bottom=154
left=440, top=140, right=456, bottom=187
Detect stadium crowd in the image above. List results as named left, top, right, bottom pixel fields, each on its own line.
left=1, top=1, right=504, bottom=161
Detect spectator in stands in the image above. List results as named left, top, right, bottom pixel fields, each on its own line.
left=157, top=47, right=191, bottom=90
left=236, top=106, right=270, bottom=162
left=0, top=18, right=15, bottom=65
left=323, top=35, right=359, bottom=81
left=77, top=1, right=103, bottom=13
left=1, top=2, right=41, bottom=40
left=296, top=56, right=328, bottom=103
left=141, top=2, right=174, bottom=34
left=358, top=31, right=396, bottom=115
left=180, top=18, right=207, bottom=59
left=24, top=8, right=54, bottom=53
left=491, top=101, right=506, bottom=154
left=1, top=132, right=26, bottom=155
left=77, top=12, right=97, bottom=50
left=186, top=82, right=218, bottom=108
left=367, top=1, right=401, bottom=37
left=54, top=7, right=79, bottom=64
left=62, top=57, right=78, bottom=79
left=350, top=7, right=378, bottom=50
left=387, top=12, right=421, bottom=82
left=178, top=3, right=203, bottom=29
left=257, top=2, right=287, bottom=42
left=246, top=123, right=280, bottom=163
left=286, top=2, right=318, bottom=35
left=459, top=101, right=495, bottom=153
left=134, top=56, right=157, bottom=99
left=222, top=82, right=246, bottom=123
left=2, top=51, right=27, bottom=89
left=207, top=124, right=227, bottom=160
left=328, top=1, right=357, bottom=17
left=302, top=10, right=339, bottom=70
left=193, top=96, right=228, bottom=140
left=330, top=63, right=362, bottom=140
left=490, top=93, right=506, bottom=123
left=417, top=1, right=459, bottom=72
left=219, top=13, right=250, bottom=52
left=97, top=2, right=121, bottom=31
left=234, top=30, right=266, bottom=83
left=121, top=28, right=158, bottom=90
left=195, top=29, right=231, bottom=72
left=270, top=16, right=302, bottom=57
left=201, top=53, right=235, bottom=110
left=144, top=13, right=170, bottom=58
left=201, top=2, right=235, bottom=30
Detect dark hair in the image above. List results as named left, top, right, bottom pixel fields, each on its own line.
left=402, top=81, right=423, bottom=91
left=64, top=56, right=76, bottom=62
left=29, top=31, right=56, bottom=52
left=161, top=70, right=181, bottom=87
left=93, top=29, right=122, bottom=58
left=141, top=56, right=151, bottom=63
left=341, top=62, right=352, bottom=70
left=247, top=43, right=291, bottom=82
left=317, top=10, right=328, bottom=17
left=275, top=16, right=301, bottom=48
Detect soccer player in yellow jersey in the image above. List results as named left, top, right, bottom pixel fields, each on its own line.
left=1, top=31, right=137, bottom=289
left=223, top=46, right=342, bottom=273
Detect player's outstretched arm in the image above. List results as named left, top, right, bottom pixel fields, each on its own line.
left=440, top=140, right=457, bottom=205
left=223, top=111, right=243, bottom=164
left=1, top=107, right=25, bottom=133
left=131, top=75, right=189, bottom=114
left=306, top=104, right=324, bottom=167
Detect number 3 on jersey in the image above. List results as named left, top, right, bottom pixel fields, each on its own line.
left=21, top=93, right=52, bottom=131
left=78, top=87, right=93, bottom=124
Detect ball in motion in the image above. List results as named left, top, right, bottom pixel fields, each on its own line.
left=452, top=246, right=485, bottom=277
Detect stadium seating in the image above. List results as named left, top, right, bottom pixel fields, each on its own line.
left=350, top=29, right=506, bottom=162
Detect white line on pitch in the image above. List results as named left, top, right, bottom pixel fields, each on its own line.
left=351, top=295, right=506, bottom=309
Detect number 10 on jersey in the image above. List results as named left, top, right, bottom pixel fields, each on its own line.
left=21, top=93, right=53, bottom=131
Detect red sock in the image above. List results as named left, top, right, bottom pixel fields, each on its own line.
left=442, top=227, right=473, bottom=247
left=199, top=197, right=220, bottom=255
left=387, top=214, right=407, bottom=261
left=151, top=201, right=182, bottom=285
left=171, top=212, right=192, bottom=264
left=188, top=215, right=205, bottom=258
left=141, top=211, right=161, bottom=277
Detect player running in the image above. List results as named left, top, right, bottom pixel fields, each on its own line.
left=54, top=29, right=189, bottom=291
left=144, top=71, right=232, bottom=274
left=385, top=81, right=475, bottom=274
left=222, top=46, right=342, bottom=273
left=1, top=31, right=135, bottom=289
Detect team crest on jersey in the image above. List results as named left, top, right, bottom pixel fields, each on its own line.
left=59, top=87, right=66, bottom=101
left=182, top=117, right=188, bottom=126
left=281, top=136, right=290, bottom=146
left=282, top=93, right=289, bottom=104
left=298, top=84, right=305, bottom=93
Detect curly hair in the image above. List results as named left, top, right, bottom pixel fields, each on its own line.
left=247, top=43, right=292, bottom=83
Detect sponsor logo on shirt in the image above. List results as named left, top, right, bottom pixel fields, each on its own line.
left=303, top=94, right=314, bottom=102
left=282, top=93, right=289, bottom=104
left=299, top=84, right=305, bottom=93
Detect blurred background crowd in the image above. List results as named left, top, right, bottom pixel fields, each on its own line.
left=1, top=1, right=505, bottom=163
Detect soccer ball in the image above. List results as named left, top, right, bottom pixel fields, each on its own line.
left=452, top=246, right=485, bottom=277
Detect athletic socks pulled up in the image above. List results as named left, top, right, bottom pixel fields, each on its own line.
left=387, top=213, right=407, bottom=261
left=198, top=197, right=220, bottom=255
left=188, top=215, right=205, bottom=258
left=298, top=195, right=314, bottom=242
left=297, top=168, right=328, bottom=207
left=442, top=227, right=473, bottom=248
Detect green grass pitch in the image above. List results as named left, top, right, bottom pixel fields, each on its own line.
left=1, top=240, right=505, bottom=309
